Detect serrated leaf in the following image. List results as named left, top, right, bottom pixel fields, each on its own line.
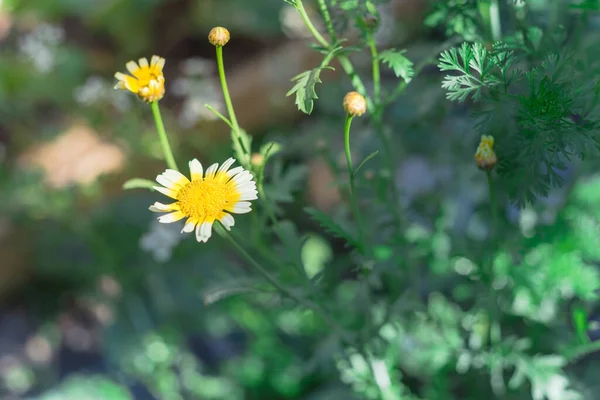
left=122, top=178, right=155, bottom=191
left=304, top=207, right=359, bottom=249
left=379, top=49, right=415, bottom=83
left=287, top=66, right=333, bottom=114
left=286, top=46, right=342, bottom=114
left=438, top=42, right=501, bottom=102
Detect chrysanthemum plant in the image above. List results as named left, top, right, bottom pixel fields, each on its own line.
left=115, top=1, right=600, bottom=398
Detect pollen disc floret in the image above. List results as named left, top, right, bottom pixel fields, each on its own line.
left=149, top=157, right=258, bottom=243
left=114, top=55, right=166, bottom=102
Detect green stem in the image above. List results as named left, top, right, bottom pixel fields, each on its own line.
left=367, top=32, right=381, bottom=103
left=295, top=0, right=374, bottom=111
left=216, top=46, right=239, bottom=133
left=344, top=115, right=366, bottom=252
left=489, top=0, right=502, bottom=41
left=487, top=170, right=498, bottom=238
left=316, top=0, right=337, bottom=43
left=150, top=101, right=179, bottom=171
left=219, top=226, right=353, bottom=343
left=296, top=0, right=329, bottom=48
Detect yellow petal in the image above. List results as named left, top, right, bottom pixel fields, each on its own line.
left=122, top=75, right=140, bottom=93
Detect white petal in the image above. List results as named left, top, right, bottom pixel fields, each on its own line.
left=233, top=171, right=253, bottom=184
left=153, top=186, right=178, bottom=199
left=114, top=72, right=127, bottom=81
left=181, top=219, right=196, bottom=233
left=156, top=175, right=178, bottom=190
left=227, top=166, right=244, bottom=177
left=126, top=61, right=139, bottom=75
left=138, top=57, right=149, bottom=68
left=219, top=213, right=235, bottom=230
left=231, top=201, right=252, bottom=214
left=148, top=202, right=177, bottom=212
left=217, top=158, right=236, bottom=174
left=189, top=159, right=203, bottom=181
left=158, top=211, right=185, bottom=223
left=195, top=221, right=213, bottom=243
left=240, top=191, right=258, bottom=201
left=205, top=163, right=219, bottom=178
left=237, top=182, right=257, bottom=192
left=163, top=169, right=190, bottom=186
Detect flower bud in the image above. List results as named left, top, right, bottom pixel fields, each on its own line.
left=208, top=27, right=230, bottom=47
left=362, top=14, right=379, bottom=30
left=343, top=91, right=367, bottom=117
left=250, top=153, right=264, bottom=168
left=475, top=135, right=497, bottom=171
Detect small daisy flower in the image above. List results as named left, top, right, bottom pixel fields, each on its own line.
left=150, top=157, right=258, bottom=243
left=114, top=55, right=166, bottom=102
left=475, top=135, right=497, bottom=171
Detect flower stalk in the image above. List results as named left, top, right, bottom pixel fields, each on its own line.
left=150, top=101, right=179, bottom=171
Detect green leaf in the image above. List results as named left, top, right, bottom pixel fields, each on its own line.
left=572, top=305, right=590, bottom=344
left=286, top=66, right=333, bottom=114
left=301, top=234, right=333, bottom=279
left=379, top=49, right=415, bottom=83
left=259, top=141, right=282, bottom=164
left=282, top=0, right=297, bottom=7
left=304, top=207, right=359, bottom=249
left=354, top=151, right=379, bottom=175
left=36, top=375, right=133, bottom=400
left=438, top=42, right=500, bottom=102
left=286, top=46, right=342, bottom=114
left=203, top=278, right=275, bottom=305
left=122, top=178, right=155, bottom=191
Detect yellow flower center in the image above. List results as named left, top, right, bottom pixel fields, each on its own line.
left=176, top=176, right=240, bottom=222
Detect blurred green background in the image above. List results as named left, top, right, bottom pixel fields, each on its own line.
left=3, top=0, right=600, bottom=399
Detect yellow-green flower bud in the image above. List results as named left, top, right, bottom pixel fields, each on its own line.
left=475, top=135, right=497, bottom=171
left=343, top=91, right=367, bottom=117
left=250, top=153, right=264, bottom=168
left=208, top=27, right=230, bottom=47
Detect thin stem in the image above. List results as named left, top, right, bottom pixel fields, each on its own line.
left=216, top=46, right=240, bottom=133
left=316, top=0, right=337, bottom=43
left=367, top=32, right=381, bottom=103
left=344, top=115, right=366, bottom=252
left=487, top=170, right=498, bottom=239
left=295, top=0, right=374, bottom=111
left=296, top=0, right=329, bottom=48
left=220, top=227, right=354, bottom=343
left=150, top=101, right=179, bottom=171
left=204, top=104, right=233, bottom=129
left=490, top=0, right=502, bottom=42
left=564, top=339, right=600, bottom=364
